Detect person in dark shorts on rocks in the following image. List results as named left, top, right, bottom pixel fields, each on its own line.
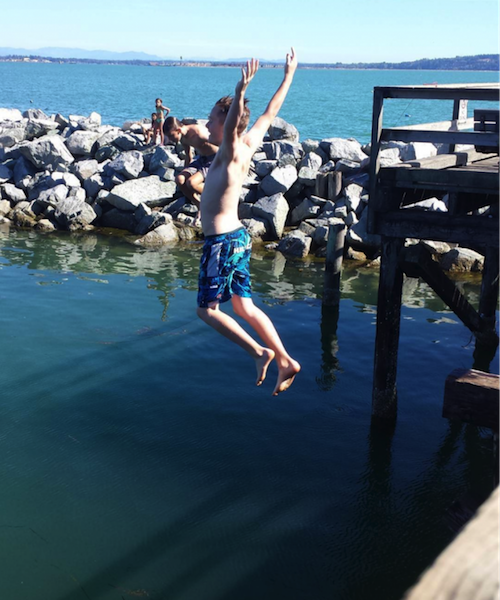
left=164, top=116, right=219, bottom=223
left=196, top=48, right=301, bottom=396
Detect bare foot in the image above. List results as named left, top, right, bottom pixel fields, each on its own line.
left=256, top=348, right=275, bottom=386
left=273, top=359, right=301, bottom=395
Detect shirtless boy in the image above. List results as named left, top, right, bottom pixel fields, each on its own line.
left=197, top=48, right=301, bottom=396
left=163, top=117, right=219, bottom=218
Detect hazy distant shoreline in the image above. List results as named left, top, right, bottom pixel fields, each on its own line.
left=0, top=53, right=498, bottom=71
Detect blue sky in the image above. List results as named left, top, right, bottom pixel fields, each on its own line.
left=2, top=0, right=499, bottom=63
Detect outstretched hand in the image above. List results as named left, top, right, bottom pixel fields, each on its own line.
left=236, top=58, right=259, bottom=94
left=284, top=47, right=297, bottom=77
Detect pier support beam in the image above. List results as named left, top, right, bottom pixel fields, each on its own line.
left=372, top=236, right=404, bottom=420
left=323, top=221, right=346, bottom=308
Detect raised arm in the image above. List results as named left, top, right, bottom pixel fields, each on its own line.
left=244, top=48, right=297, bottom=152
left=221, top=58, right=259, bottom=154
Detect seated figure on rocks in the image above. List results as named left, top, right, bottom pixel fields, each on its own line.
left=163, top=116, right=219, bottom=222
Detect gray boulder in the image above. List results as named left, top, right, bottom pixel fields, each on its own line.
left=107, top=176, right=176, bottom=211
left=114, top=133, right=141, bottom=151
left=36, top=184, right=69, bottom=207
left=83, top=173, right=105, bottom=199
left=268, top=117, right=299, bottom=142
left=253, top=193, right=289, bottom=239
left=100, top=208, right=137, bottom=231
left=73, top=159, right=99, bottom=181
left=19, top=135, right=75, bottom=168
left=291, top=198, right=321, bottom=224
left=277, top=230, right=312, bottom=258
left=320, top=138, right=366, bottom=162
left=254, top=159, right=277, bottom=178
left=0, top=108, right=23, bottom=121
left=439, top=247, right=484, bottom=272
left=149, top=146, right=183, bottom=172
left=107, top=151, right=144, bottom=180
left=1, top=183, right=27, bottom=204
left=0, top=164, right=12, bottom=183
left=65, top=130, right=100, bottom=156
left=0, top=199, right=12, bottom=216
left=135, top=211, right=172, bottom=235
left=54, top=197, right=97, bottom=230
left=346, top=209, right=381, bottom=252
left=135, top=222, right=179, bottom=246
left=260, top=165, right=298, bottom=196
left=241, top=217, right=268, bottom=240
left=344, top=183, right=364, bottom=213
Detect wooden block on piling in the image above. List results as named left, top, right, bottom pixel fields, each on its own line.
left=315, top=173, right=328, bottom=198
left=327, top=171, right=342, bottom=201
left=443, top=368, right=499, bottom=431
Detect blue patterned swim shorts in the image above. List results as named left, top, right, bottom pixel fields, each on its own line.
left=197, top=227, right=252, bottom=308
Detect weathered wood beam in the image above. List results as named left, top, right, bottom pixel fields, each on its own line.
left=401, top=244, right=499, bottom=345
left=323, top=221, right=346, bottom=308
left=375, top=85, right=499, bottom=102
left=381, top=128, right=499, bottom=147
left=479, top=248, right=500, bottom=328
left=374, top=211, right=499, bottom=247
left=443, top=368, right=499, bottom=431
left=372, top=237, right=404, bottom=420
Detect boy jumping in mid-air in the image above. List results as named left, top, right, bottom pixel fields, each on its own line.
left=164, top=117, right=219, bottom=221
left=197, top=48, right=300, bottom=396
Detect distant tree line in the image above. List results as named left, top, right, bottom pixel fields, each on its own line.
left=1, top=53, right=498, bottom=71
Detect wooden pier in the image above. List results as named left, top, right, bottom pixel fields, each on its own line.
left=367, top=83, right=499, bottom=420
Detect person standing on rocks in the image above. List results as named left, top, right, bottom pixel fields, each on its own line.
left=196, top=48, right=301, bottom=396
left=154, top=98, right=170, bottom=145
left=164, top=116, right=219, bottom=223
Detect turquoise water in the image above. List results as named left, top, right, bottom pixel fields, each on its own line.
left=0, top=63, right=498, bottom=142
left=0, top=224, right=497, bottom=600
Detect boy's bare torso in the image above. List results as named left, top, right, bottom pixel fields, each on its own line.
left=182, top=124, right=218, bottom=156
left=200, top=136, right=253, bottom=236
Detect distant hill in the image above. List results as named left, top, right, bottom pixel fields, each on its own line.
left=0, top=48, right=498, bottom=70
left=0, top=46, right=167, bottom=61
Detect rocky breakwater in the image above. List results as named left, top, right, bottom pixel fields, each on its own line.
left=0, top=107, right=486, bottom=272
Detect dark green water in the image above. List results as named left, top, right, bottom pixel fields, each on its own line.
left=0, top=224, right=497, bottom=600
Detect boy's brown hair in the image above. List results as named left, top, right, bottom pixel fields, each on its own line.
left=215, top=96, right=250, bottom=135
left=164, top=116, right=182, bottom=134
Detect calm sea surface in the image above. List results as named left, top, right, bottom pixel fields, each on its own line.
left=1, top=64, right=499, bottom=599
left=0, top=224, right=498, bottom=600
left=0, top=63, right=498, bottom=142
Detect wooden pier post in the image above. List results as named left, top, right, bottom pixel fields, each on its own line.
left=372, top=236, right=404, bottom=420
left=322, top=220, right=346, bottom=307
left=479, top=247, right=499, bottom=328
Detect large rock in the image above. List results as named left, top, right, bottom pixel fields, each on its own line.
left=252, top=193, right=289, bottom=239
left=260, top=165, right=298, bottom=196
left=107, top=176, right=176, bottom=211
left=254, top=159, right=277, bottom=178
left=36, top=184, right=69, bottom=207
left=54, top=197, right=97, bottom=230
left=73, top=159, right=99, bottom=181
left=241, top=217, right=268, bottom=240
left=0, top=164, right=12, bottom=183
left=135, top=211, right=172, bottom=235
left=439, top=247, right=484, bottom=272
left=107, top=151, right=144, bottom=180
left=65, top=130, right=100, bottom=156
left=346, top=209, right=381, bottom=252
left=19, top=135, right=75, bottom=168
left=149, top=146, right=183, bottom=172
left=25, top=119, right=59, bottom=140
left=291, top=198, right=321, bottom=224
left=277, top=230, right=312, bottom=258
left=268, top=117, right=299, bottom=142
left=1, top=183, right=27, bottom=204
left=0, top=199, right=12, bottom=216
left=135, top=222, right=179, bottom=246
left=99, top=208, right=137, bottom=231
left=344, top=183, right=364, bottom=213
left=320, top=138, right=366, bottom=162
left=0, top=108, right=23, bottom=121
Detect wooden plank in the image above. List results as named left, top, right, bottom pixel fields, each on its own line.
left=449, top=99, right=469, bottom=153
left=374, top=211, right=499, bottom=247
left=474, top=109, right=500, bottom=123
left=323, top=222, right=346, bottom=307
left=403, top=149, right=496, bottom=170
left=401, top=244, right=498, bottom=342
left=443, top=368, right=499, bottom=431
left=372, top=237, right=404, bottom=420
left=381, top=128, right=499, bottom=147
left=405, top=487, right=499, bottom=600
left=379, top=165, right=499, bottom=193
left=479, top=248, right=500, bottom=327
left=391, top=117, right=473, bottom=132
left=368, top=88, right=385, bottom=232
left=374, top=85, right=499, bottom=102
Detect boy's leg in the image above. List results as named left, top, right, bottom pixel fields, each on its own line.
left=231, top=295, right=301, bottom=395
left=197, top=303, right=275, bottom=386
